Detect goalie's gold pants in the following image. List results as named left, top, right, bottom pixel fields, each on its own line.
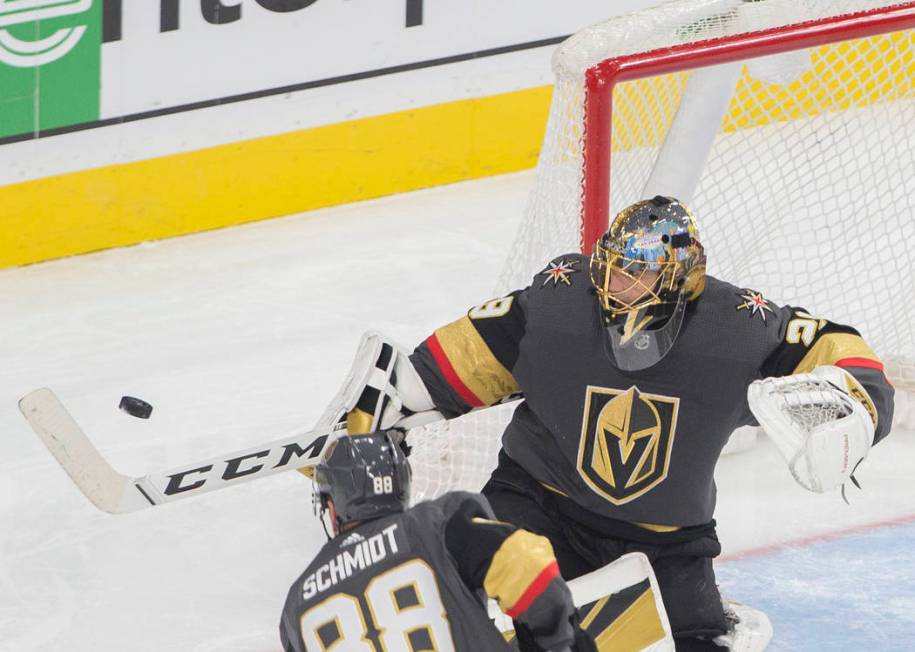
left=482, top=452, right=729, bottom=652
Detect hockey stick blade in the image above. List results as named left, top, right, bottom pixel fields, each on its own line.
left=20, top=388, right=132, bottom=514
left=18, top=388, right=341, bottom=514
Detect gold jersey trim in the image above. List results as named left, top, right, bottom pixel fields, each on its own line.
left=792, top=332, right=880, bottom=375
left=633, top=522, right=681, bottom=533
left=432, top=316, right=519, bottom=406
left=540, top=481, right=569, bottom=497
left=539, top=481, right=680, bottom=531
left=484, top=530, right=557, bottom=614
left=792, top=333, right=880, bottom=428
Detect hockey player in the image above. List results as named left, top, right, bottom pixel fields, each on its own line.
left=321, top=196, right=895, bottom=650
left=280, top=430, right=597, bottom=652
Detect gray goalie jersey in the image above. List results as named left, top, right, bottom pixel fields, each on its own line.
left=280, top=492, right=572, bottom=652
left=411, top=253, right=895, bottom=528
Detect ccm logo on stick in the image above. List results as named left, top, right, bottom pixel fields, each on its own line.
left=162, top=436, right=328, bottom=495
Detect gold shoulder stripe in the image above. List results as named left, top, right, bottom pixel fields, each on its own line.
left=792, top=333, right=880, bottom=429
left=432, top=316, right=519, bottom=406
left=792, top=333, right=880, bottom=375
left=484, top=530, right=557, bottom=616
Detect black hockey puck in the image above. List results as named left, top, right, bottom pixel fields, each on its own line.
left=119, top=396, right=153, bottom=419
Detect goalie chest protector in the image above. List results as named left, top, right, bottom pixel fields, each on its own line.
left=503, top=254, right=779, bottom=527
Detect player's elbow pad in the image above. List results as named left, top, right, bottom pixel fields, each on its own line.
left=748, top=365, right=876, bottom=492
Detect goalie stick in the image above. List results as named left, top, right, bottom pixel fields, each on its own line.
left=18, top=388, right=437, bottom=514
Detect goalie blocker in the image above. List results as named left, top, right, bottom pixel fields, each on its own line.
left=308, top=331, right=445, bottom=441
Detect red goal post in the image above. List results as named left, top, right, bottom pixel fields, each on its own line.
left=506, top=0, right=915, bottom=369
left=410, top=0, right=915, bottom=500
left=580, top=1, right=915, bottom=250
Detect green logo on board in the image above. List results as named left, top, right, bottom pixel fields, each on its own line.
left=0, top=0, right=93, bottom=67
left=0, top=0, right=101, bottom=139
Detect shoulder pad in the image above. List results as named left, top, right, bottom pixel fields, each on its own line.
left=697, top=277, right=781, bottom=326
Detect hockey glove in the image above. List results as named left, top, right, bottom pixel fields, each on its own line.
left=513, top=612, right=597, bottom=652
left=748, top=365, right=876, bottom=493
left=317, top=331, right=442, bottom=436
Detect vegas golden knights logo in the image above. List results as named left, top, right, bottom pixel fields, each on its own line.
left=577, top=386, right=679, bottom=505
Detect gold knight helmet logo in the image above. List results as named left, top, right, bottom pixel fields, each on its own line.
left=577, top=386, right=679, bottom=505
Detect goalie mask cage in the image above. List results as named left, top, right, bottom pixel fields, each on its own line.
left=409, top=0, right=915, bottom=501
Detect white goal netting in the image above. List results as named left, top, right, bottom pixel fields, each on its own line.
left=409, top=0, right=915, bottom=501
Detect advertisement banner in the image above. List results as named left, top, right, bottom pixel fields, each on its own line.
left=0, top=0, right=101, bottom=138
left=0, top=0, right=657, bottom=269
left=1, top=0, right=653, bottom=143
left=99, top=0, right=604, bottom=115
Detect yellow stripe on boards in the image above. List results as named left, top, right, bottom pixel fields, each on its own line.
left=0, top=85, right=553, bottom=269
left=5, top=31, right=914, bottom=269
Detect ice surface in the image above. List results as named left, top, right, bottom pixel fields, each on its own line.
left=0, top=171, right=913, bottom=650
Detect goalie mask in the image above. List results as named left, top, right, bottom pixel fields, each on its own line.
left=314, top=431, right=411, bottom=535
left=590, top=196, right=706, bottom=371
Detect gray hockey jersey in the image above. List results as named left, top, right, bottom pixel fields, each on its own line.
left=411, top=253, right=895, bottom=527
left=280, top=492, right=570, bottom=652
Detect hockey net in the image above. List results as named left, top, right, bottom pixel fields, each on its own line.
left=409, top=0, right=915, bottom=501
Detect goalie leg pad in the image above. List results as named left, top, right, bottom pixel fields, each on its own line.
left=574, top=555, right=673, bottom=652
left=492, top=553, right=675, bottom=652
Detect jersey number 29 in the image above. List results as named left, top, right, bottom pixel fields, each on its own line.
left=299, top=559, right=456, bottom=651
